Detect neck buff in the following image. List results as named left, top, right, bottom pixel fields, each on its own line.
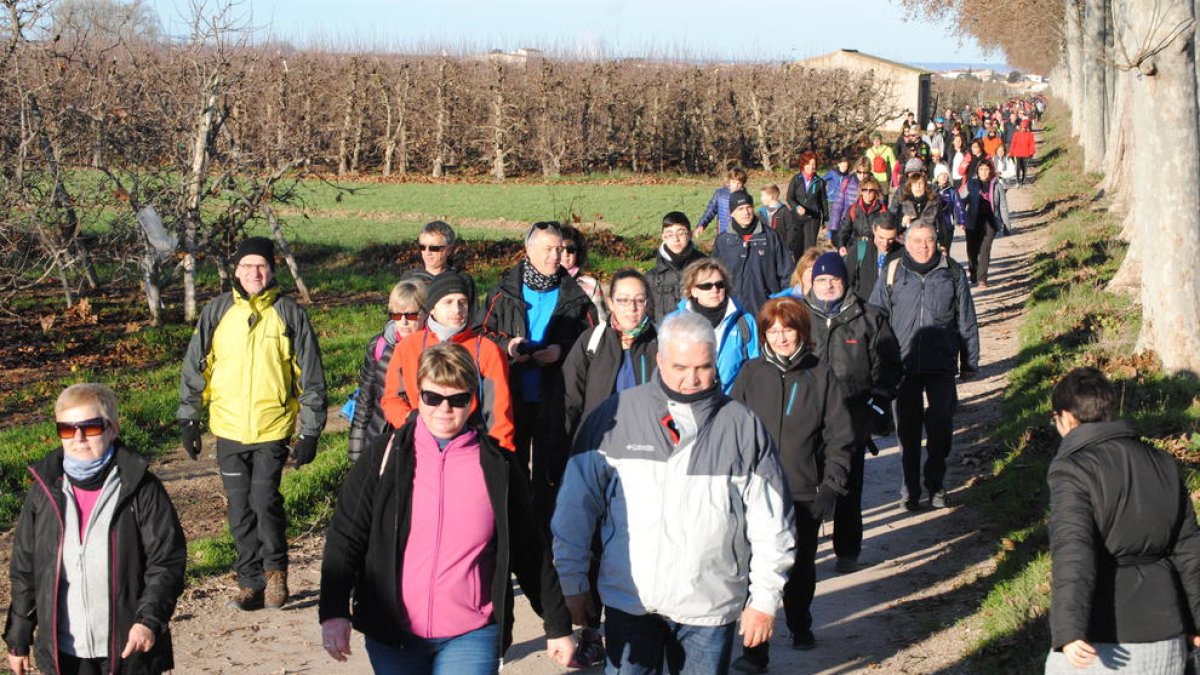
left=730, top=217, right=756, bottom=237
left=615, top=314, right=651, bottom=349
left=659, top=375, right=721, bottom=404
left=64, top=444, right=115, bottom=485
left=902, top=249, right=942, bottom=275
left=522, top=259, right=561, bottom=292
left=764, top=344, right=808, bottom=372
left=426, top=316, right=463, bottom=342
left=659, top=242, right=695, bottom=271
left=806, top=288, right=844, bottom=317
left=693, top=296, right=729, bottom=328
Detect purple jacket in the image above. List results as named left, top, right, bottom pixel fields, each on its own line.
left=824, top=170, right=859, bottom=233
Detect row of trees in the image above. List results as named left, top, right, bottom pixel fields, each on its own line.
left=901, top=0, right=1200, bottom=374
left=0, top=0, right=901, bottom=325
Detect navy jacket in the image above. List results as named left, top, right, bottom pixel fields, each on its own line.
left=712, top=219, right=794, bottom=318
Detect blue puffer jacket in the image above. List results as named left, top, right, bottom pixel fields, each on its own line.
left=868, top=253, right=979, bottom=376
left=670, top=298, right=760, bottom=393
left=697, top=186, right=733, bottom=234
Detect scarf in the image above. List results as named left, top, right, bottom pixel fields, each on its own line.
left=64, top=444, right=116, bottom=485
left=806, top=288, right=844, bottom=317
left=615, top=315, right=651, bottom=349
left=902, top=249, right=942, bottom=276
left=729, top=216, right=756, bottom=238
left=384, top=320, right=401, bottom=345
left=693, top=297, right=729, bottom=329
left=426, top=316, right=463, bottom=342
left=764, top=344, right=808, bottom=372
left=659, top=243, right=696, bottom=271
left=522, top=259, right=561, bottom=292
left=659, top=375, right=720, bottom=404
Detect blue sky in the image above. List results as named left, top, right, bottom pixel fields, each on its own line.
left=149, top=0, right=998, bottom=65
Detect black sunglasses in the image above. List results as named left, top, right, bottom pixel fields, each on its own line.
left=694, top=280, right=727, bottom=291
left=419, top=390, right=473, bottom=408
left=531, top=221, right=562, bottom=232
left=419, top=244, right=447, bottom=252
left=390, top=311, right=422, bottom=322
left=563, top=246, right=578, bottom=255
left=56, top=417, right=109, bottom=440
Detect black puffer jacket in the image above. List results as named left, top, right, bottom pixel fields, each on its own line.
left=894, top=192, right=945, bottom=233
left=730, top=352, right=855, bottom=502
left=476, top=263, right=598, bottom=403
left=4, top=444, right=187, bottom=675
left=868, top=253, right=979, bottom=376
left=1048, top=421, right=1200, bottom=649
left=834, top=199, right=891, bottom=250
left=318, top=422, right=573, bottom=654
left=347, top=329, right=397, bottom=462
left=646, top=245, right=706, bottom=324
left=562, top=323, right=658, bottom=439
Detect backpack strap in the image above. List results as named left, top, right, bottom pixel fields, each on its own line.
left=886, top=258, right=902, bottom=289
left=736, top=314, right=752, bottom=357
left=856, top=238, right=869, bottom=267
left=585, top=326, right=605, bottom=357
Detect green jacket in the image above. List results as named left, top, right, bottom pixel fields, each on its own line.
left=177, top=283, right=327, bottom=443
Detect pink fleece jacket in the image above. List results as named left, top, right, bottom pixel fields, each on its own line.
left=400, top=418, right=497, bottom=639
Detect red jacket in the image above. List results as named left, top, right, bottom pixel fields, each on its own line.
left=381, top=327, right=515, bottom=451
left=1010, top=130, right=1036, bottom=159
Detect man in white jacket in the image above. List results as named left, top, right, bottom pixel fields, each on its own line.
left=552, top=312, right=795, bottom=674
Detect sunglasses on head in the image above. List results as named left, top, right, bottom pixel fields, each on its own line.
left=419, top=390, right=473, bottom=408
left=56, top=417, right=109, bottom=440
left=419, top=244, right=447, bottom=252
left=531, top=221, right=562, bottom=234
left=390, top=311, right=421, bottom=322
left=694, top=280, right=726, bottom=291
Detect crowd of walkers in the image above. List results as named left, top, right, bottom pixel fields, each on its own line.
left=13, top=95, right=1199, bottom=675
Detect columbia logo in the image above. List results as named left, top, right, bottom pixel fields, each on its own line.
left=625, top=444, right=655, bottom=452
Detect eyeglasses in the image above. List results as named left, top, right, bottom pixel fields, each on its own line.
left=390, top=311, right=422, bottom=322
left=612, top=296, right=647, bottom=307
left=766, top=328, right=797, bottom=338
left=236, top=263, right=270, bottom=272
left=693, top=281, right=726, bottom=291
left=419, top=390, right=473, bottom=408
left=418, top=244, right=447, bottom=253
left=563, top=246, right=578, bottom=255
left=662, top=231, right=689, bottom=240
left=56, top=417, right=109, bottom=440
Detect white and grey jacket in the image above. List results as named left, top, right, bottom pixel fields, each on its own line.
left=551, top=377, right=795, bottom=626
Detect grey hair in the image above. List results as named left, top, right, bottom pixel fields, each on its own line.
left=524, top=221, right=563, bottom=247
left=421, top=220, right=457, bottom=247
left=906, top=219, right=938, bottom=235
left=659, top=311, right=717, bottom=353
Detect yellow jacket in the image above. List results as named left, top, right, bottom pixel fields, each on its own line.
left=177, top=284, right=327, bottom=444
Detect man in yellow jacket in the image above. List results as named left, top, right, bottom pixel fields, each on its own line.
left=177, top=237, right=327, bottom=611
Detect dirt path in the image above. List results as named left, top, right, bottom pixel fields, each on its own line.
left=1, top=160, right=1048, bottom=675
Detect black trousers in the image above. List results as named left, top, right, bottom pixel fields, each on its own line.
left=514, top=400, right=566, bottom=532
left=740, top=504, right=821, bottom=666
left=895, top=373, right=958, bottom=500
left=58, top=653, right=110, bottom=675
left=965, top=223, right=998, bottom=284
left=833, top=445, right=867, bottom=559
left=217, top=438, right=289, bottom=590
left=1015, top=157, right=1028, bottom=184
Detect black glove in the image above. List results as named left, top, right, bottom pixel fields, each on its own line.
left=180, top=419, right=201, bottom=460
left=960, top=369, right=979, bottom=382
left=808, top=488, right=837, bottom=521
left=866, top=396, right=895, bottom=437
left=292, top=434, right=319, bottom=469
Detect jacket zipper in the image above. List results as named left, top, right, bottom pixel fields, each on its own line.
left=109, top=528, right=119, bottom=675
left=28, top=468, right=65, bottom=675
left=426, top=449, right=447, bottom=638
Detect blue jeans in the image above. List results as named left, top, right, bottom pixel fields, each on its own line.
left=364, top=623, right=500, bottom=675
left=604, top=606, right=736, bottom=675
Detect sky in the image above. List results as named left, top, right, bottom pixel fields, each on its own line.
left=148, top=0, right=1000, bottom=66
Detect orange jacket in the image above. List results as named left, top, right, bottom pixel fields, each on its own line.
left=982, top=135, right=1004, bottom=159
left=381, top=327, right=516, bottom=451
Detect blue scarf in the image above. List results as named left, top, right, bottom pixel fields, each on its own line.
left=64, top=444, right=115, bottom=483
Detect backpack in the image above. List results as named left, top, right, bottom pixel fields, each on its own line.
left=870, top=149, right=887, bottom=174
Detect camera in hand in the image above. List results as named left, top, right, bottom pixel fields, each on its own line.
left=515, top=341, right=545, bottom=356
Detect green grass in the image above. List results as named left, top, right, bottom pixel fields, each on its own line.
left=953, top=108, right=1200, bottom=673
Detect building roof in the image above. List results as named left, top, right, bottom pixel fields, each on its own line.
left=796, top=49, right=930, bottom=76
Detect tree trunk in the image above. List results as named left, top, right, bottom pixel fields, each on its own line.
left=1081, top=0, right=1109, bottom=171
left=183, top=76, right=221, bottom=323
left=1065, top=0, right=1086, bottom=137
left=490, top=63, right=507, bottom=181
left=263, top=204, right=311, bottom=304
left=1099, top=67, right=1132, bottom=211
left=1126, top=0, right=1200, bottom=373
left=746, top=89, right=773, bottom=172
left=432, top=60, right=449, bottom=178
left=141, top=254, right=162, bottom=326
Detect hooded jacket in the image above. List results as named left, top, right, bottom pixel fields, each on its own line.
left=552, top=377, right=795, bottom=626
left=712, top=219, right=794, bottom=318
left=177, top=282, right=327, bottom=443
left=1048, top=421, right=1200, bottom=649
left=318, top=421, right=572, bottom=654
left=731, top=352, right=855, bottom=502
left=4, top=444, right=187, bottom=675
left=868, top=254, right=980, bottom=376
left=646, top=244, right=707, bottom=325
left=672, top=298, right=759, bottom=394
left=347, top=326, right=398, bottom=462
left=562, top=322, right=658, bottom=439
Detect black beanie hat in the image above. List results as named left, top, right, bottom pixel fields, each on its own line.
left=728, top=190, right=754, bottom=211
left=424, top=273, right=470, bottom=313
left=234, top=237, right=275, bottom=270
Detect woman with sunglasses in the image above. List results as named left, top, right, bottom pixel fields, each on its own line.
left=320, top=342, right=576, bottom=674
left=5, top=384, right=186, bottom=675
left=347, top=279, right=427, bottom=462
left=670, top=258, right=758, bottom=393
left=381, top=274, right=515, bottom=451
left=833, top=176, right=891, bottom=256
left=560, top=224, right=607, bottom=322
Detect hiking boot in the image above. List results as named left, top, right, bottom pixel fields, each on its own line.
left=264, top=570, right=289, bottom=609
left=930, top=491, right=948, bottom=509
left=730, top=654, right=768, bottom=673
left=835, top=556, right=860, bottom=574
left=904, top=498, right=922, bottom=512
left=792, top=631, right=816, bottom=651
left=227, top=586, right=264, bottom=611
